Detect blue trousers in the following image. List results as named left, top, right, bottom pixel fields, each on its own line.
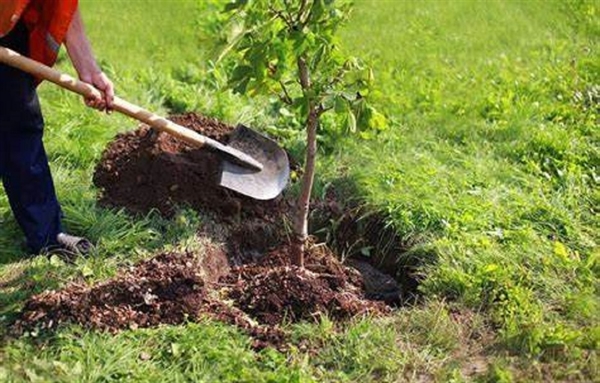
left=1, top=20, right=63, bottom=253
left=0, top=129, right=63, bottom=253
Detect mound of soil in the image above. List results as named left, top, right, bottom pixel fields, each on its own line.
left=13, top=113, right=405, bottom=350
left=18, top=251, right=211, bottom=332
left=14, top=245, right=388, bottom=350
left=93, top=113, right=286, bottom=219
left=224, top=245, right=387, bottom=326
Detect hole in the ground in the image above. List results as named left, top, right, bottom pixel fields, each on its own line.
left=310, top=188, right=438, bottom=306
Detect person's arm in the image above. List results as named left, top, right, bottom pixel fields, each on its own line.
left=64, top=7, right=114, bottom=111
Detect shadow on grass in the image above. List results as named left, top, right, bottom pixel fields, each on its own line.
left=0, top=215, right=30, bottom=265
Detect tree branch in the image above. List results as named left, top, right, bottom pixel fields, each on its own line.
left=318, top=103, right=331, bottom=116
left=268, top=5, right=294, bottom=29
left=297, top=0, right=309, bottom=24
left=300, top=0, right=315, bottom=27
left=279, top=80, right=293, bottom=105
left=326, top=65, right=349, bottom=89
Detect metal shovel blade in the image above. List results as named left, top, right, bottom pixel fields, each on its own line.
left=219, top=125, right=289, bottom=200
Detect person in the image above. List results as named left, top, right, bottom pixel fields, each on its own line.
left=0, top=1, right=114, bottom=256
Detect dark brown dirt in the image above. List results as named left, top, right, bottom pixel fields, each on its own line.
left=17, top=251, right=210, bottom=332
left=14, top=245, right=387, bottom=351
left=224, top=245, right=388, bottom=326
left=93, top=113, right=286, bottom=219
left=13, top=113, right=402, bottom=351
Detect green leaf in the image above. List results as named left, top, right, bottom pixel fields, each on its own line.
left=24, top=368, right=42, bottom=383
left=334, top=96, right=348, bottom=113
left=312, top=44, right=328, bottom=68
left=310, top=0, right=326, bottom=24
left=49, top=254, right=64, bottom=266
left=321, top=93, right=336, bottom=110
left=341, top=91, right=356, bottom=100
left=290, top=30, right=306, bottom=54
left=51, top=361, right=70, bottom=375
left=369, top=109, right=388, bottom=131
left=347, top=110, right=357, bottom=133
left=233, top=76, right=251, bottom=94
left=230, top=65, right=253, bottom=82
left=247, top=45, right=269, bottom=69
left=223, top=0, right=248, bottom=12
left=484, top=263, right=499, bottom=273
left=280, top=107, right=294, bottom=117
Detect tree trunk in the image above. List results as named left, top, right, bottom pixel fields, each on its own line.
left=291, top=56, right=318, bottom=267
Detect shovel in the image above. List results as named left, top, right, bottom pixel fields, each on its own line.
left=0, top=46, right=289, bottom=200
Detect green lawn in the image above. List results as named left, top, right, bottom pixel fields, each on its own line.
left=1, top=0, right=598, bottom=382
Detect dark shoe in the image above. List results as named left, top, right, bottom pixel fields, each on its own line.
left=56, top=233, right=94, bottom=255
left=40, top=233, right=94, bottom=262
left=40, top=244, right=79, bottom=262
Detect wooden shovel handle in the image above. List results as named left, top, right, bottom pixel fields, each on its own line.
left=0, top=46, right=216, bottom=151
left=0, top=46, right=264, bottom=170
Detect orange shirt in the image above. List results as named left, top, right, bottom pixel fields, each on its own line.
left=0, top=0, right=78, bottom=67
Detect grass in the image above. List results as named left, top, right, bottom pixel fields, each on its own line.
left=335, top=0, right=598, bottom=351
left=1, top=0, right=598, bottom=381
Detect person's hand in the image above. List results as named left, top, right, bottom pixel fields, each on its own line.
left=80, top=71, right=114, bottom=112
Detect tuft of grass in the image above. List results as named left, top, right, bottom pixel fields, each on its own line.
left=1, top=322, right=311, bottom=382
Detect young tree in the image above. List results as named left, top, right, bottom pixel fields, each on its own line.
left=221, top=0, right=383, bottom=266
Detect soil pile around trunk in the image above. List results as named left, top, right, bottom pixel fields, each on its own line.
left=224, top=245, right=387, bottom=326
left=14, top=246, right=388, bottom=350
left=93, top=113, right=285, bottom=218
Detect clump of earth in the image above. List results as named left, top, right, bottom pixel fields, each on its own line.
left=13, top=113, right=401, bottom=350
left=92, top=113, right=285, bottom=219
